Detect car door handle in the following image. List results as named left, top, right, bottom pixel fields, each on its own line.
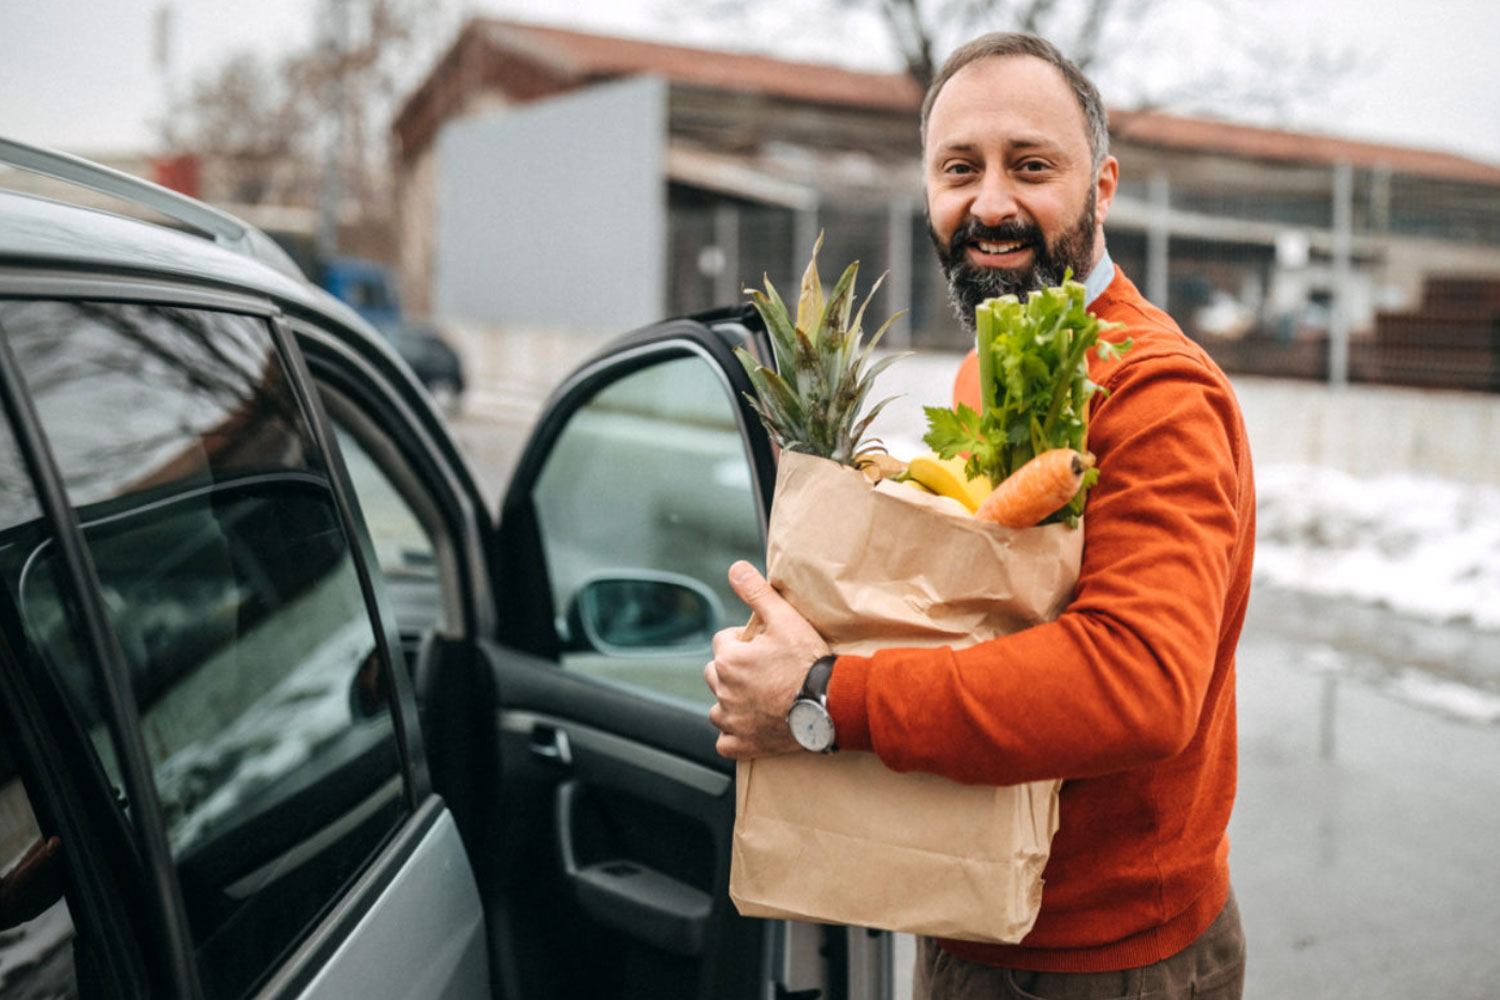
left=528, top=724, right=572, bottom=766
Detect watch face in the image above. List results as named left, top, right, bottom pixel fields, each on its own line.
left=788, top=699, right=835, bottom=752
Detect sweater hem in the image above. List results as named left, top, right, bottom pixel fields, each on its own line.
left=935, top=873, right=1231, bottom=973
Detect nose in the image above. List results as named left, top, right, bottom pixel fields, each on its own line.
left=969, top=171, right=1019, bottom=227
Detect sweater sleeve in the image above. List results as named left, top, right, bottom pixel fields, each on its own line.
left=826, top=347, right=1249, bottom=786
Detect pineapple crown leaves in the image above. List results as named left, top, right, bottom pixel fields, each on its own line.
left=734, top=233, right=909, bottom=465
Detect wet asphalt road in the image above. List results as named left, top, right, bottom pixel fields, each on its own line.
left=1232, top=588, right=1500, bottom=998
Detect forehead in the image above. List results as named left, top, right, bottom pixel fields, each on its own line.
left=925, top=55, right=1090, bottom=156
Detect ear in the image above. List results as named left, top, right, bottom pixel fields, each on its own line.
left=1093, top=155, right=1119, bottom=228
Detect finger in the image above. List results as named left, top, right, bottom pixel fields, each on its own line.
left=703, top=659, right=719, bottom=695
left=716, top=732, right=751, bottom=760
left=712, top=625, right=747, bottom=657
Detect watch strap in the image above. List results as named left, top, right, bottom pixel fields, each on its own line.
left=801, top=654, right=837, bottom=703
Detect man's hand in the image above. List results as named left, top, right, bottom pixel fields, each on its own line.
left=0, top=835, right=63, bottom=929
left=705, top=561, right=830, bottom=759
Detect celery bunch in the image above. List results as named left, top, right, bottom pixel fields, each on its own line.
left=922, top=274, right=1129, bottom=526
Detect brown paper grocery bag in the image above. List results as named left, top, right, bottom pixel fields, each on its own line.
left=728, top=451, right=1082, bottom=943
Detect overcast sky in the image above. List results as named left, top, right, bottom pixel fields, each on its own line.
left=2, top=0, right=1499, bottom=166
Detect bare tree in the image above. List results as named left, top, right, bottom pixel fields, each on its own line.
left=168, top=51, right=319, bottom=205
left=662, top=0, right=1359, bottom=125
left=846, top=0, right=1158, bottom=87
left=164, top=0, right=450, bottom=255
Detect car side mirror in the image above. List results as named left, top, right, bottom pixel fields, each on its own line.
left=565, top=572, right=723, bottom=655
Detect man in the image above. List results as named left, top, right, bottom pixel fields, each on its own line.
left=705, top=32, right=1253, bottom=1000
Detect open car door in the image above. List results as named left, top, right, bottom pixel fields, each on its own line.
left=307, top=306, right=897, bottom=1000
left=480, top=312, right=778, bottom=1000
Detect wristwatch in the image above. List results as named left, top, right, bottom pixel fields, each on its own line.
left=787, top=655, right=838, bottom=753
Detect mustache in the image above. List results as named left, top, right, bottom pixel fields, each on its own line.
left=947, top=217, right=1044, bottom=252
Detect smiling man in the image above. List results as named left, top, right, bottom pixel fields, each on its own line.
left=924, top=38, right=1115, bottom=318
left=706, top=32, right=1254, bottom=1000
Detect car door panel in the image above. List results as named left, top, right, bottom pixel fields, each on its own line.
left=290, top=803, right=488, bottom=1000
left=478, top=638, right=754, bottom=1000
left=479, top=317, right=776, bottom=1000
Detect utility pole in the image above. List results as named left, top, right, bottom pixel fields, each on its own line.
left=1329, top=161, right=1354, bottom=387
left=153, top=3, right=175, bottom=151
left=318, top=0, right=348, bottom=260
left=1147, top=171, right=1171, bottom=309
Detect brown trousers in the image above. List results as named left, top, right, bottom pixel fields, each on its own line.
left=913, top=890, right=1245, bottom=1000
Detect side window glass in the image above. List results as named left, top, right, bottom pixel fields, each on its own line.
left=329, top=414, right=447, bottom=660
left=531, top=353, right=763, bottom=706
left=0, top=301, right=407, bottom=1000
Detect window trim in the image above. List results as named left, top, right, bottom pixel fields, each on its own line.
left=318, top=383, right=464, bottom=640
left=0, top=294, right=204, bottom=996
left=294, top=322, right=496, bottom=639
left=271, top=315, right=433, bottom=807
left=0, top=270, right=280, bottom=316
left=495, top=324, right=776, bottom=661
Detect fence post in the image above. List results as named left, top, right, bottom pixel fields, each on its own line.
left=1147, top=170, right=1170, bottom=309
left=885, top=196, right=914, bottom=349
left=795, top=205, right=821, bottom=274
left=1329, top=161, right=1354, bottom=387
left=712, top=202, right=741, bottom=307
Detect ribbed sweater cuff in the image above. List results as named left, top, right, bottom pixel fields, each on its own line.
left=827, top=653, right=874, bottom=752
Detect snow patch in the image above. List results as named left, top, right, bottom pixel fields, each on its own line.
left=1255, top=465, right=1500, bottom=632
left=1385, top=671, right=1500, bottom=726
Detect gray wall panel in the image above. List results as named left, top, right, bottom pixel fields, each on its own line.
left=435, top=76, right=667, bottom=330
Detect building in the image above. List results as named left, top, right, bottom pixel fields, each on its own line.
left=391, top=18, right=1500, bottom=392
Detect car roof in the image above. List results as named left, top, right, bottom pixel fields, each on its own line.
left=0, top=187, right=368, bottom=329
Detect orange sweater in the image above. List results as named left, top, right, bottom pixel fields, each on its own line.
left=826, top=266, right=1255, bottom=972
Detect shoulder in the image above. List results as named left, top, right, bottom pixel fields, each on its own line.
left=1088, top=269, right=1234, bottom=398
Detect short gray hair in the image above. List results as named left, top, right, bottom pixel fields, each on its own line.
left=920, top=32, right=1110, bottom=172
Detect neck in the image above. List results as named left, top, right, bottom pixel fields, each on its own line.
left=1082, top=246, right=1115, bottom=306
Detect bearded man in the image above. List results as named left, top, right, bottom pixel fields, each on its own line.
left=706, top=32, right=1254, bottom=1000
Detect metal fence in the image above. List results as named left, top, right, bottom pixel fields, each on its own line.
left=667, top=161, right=1500, bottom=395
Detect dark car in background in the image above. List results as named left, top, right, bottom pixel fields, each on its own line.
left=0, top=139, right=889, bottom=1000
left=270, top=242, right=466, bottom=410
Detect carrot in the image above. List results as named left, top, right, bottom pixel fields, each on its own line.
left=974, top=448, right=1093, bottom=528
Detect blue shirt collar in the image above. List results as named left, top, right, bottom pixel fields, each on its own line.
left=1083, top=249, right=1115, bottom=307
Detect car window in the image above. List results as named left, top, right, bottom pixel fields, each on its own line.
left=0, top=300, right=408, bottom=1000
left=330, top=419, right=444, bottom=652
left=531, top=352, right=763, bottom=706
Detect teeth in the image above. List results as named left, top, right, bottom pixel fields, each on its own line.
left=977, top=240, right=1024, bottom=254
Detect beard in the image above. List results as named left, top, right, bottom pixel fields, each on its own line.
left=931, top=192, right=1098, bottom=334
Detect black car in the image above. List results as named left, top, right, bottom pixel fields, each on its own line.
left=0, top=138, right=893, bottom=999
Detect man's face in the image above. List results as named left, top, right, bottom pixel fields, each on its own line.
left=923, top=55, right=1118, bottom=331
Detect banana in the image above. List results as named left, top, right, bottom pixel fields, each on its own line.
left=904, top=452, right=993, bottom=512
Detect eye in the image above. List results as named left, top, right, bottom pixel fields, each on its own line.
left=1016, top=158, right=1052, bottom=176
left=942, top=161, right=976, bottom=177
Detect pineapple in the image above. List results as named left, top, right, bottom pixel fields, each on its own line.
left=734, top=234, right=907, bottom=467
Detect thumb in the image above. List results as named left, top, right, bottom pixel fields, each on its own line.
left=727, top=561, right=788, bottom=622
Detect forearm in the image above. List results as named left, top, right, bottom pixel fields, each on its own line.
left=829, top=358, right=1251, bottom=785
